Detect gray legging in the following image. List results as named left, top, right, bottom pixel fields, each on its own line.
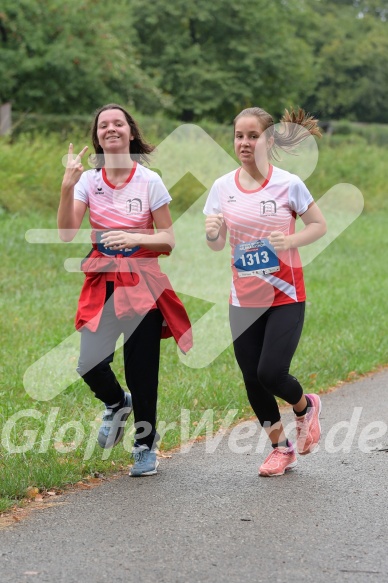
left=229, top=302, right=305, bottom=427
left=77, top=282, right=163, bottom=448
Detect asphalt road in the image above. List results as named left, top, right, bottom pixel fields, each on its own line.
left=1, top=370, right=387, bottom=583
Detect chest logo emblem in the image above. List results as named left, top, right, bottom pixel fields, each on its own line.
left=126, top=198, right=142, bottom=213
left=260, top=200, right=277, bottom=216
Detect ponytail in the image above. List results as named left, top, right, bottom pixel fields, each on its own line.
left=271, top=108, right=321, bottom=160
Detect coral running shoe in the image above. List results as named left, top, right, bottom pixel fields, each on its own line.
left=295, top=393, right=322, bottom=455
left=259, top=444, right=297, bottom=477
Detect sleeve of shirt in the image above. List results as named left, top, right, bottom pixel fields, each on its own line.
left=289, top=175, right=314, bottom=215
left=74, top=171, right=89, bottom=205
left=148, top=172, right=172, bottom=212
left=203, top=181, right=222, bottom=215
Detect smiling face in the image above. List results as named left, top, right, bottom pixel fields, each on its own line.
left=234, top=115, right=273, bottom=170
left=96, top=108, right=134, bottom=154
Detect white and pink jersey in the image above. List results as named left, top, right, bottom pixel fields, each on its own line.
left=74, top=162, right=171, bottom=235
left=204, top=165, right=314, bottom=308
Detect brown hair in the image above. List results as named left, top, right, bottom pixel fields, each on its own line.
left=90, top=103, right=155, bottom=168
left=234, top=107, right=321, bottom=160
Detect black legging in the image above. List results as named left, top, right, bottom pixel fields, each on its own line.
left=77, top=282, right=163, bottom=449
left=229, top=302, right=305, bottom=427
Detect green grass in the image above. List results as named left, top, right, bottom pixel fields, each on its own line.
left=2, top=126, right=388, bottom=216
left=0, top=125, right=387, bottom=512
left=296, top=214, right=388, bottom=386
left=0, top=209, right=387, bottom=511
left=306, top=137, right=388, bottom=214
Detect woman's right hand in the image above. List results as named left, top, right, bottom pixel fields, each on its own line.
left=62, top=143, right=88, bottom=189
left=205, top=213, right=224, bottom=240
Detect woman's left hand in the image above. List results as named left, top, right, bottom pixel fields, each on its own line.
left=100, top=230, right=142, bottom=250
left=268, top=231, right=292, bottom=251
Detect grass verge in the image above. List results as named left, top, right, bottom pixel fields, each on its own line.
left=0, top=207, right=386, bottom=512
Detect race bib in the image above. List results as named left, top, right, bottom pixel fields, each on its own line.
left=233, top=239, right=280, bottom=277
left=95, top=230, right=140, bottom=257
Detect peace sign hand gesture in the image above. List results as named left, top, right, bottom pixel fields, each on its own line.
left=62, top=143, right=88, bottom=190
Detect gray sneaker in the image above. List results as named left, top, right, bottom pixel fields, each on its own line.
left=130, top=445, right=159, bottom=476
left=97, top=392, right=133, bottom=449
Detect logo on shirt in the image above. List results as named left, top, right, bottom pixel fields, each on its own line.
left=260, top=200, right=277, bottom=216
left=95, top=187, right=104, bottom=195
left=228, top=195, right=236, bottom=203
left=126, top=198, right=142, bottom=213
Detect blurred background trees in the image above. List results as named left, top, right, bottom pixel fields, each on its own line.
left=1, top=0, right=387, bottom=122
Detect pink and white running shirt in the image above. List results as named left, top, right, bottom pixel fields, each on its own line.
left=204, top=165, right=314, bottom=308
left=74, top=162, right=171, bottom=234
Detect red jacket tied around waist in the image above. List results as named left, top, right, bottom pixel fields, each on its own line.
left=75, top=248, right=193, bottom=354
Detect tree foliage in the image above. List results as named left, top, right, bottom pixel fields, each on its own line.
left=0, top=0, right=165, bottom=114
left=1, top=0, right=388, bottom=122
left=129, top=0, right=317, bottom=122
left=306, top=1, right=388, bottom=121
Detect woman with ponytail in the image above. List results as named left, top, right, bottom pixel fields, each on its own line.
left=204, top=107, right=326, bottom=477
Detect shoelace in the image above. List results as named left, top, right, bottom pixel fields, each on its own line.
left=102, top=403, right=128, bottom=421
left=134, top=450, right=147, bottom=464
left=267, top=448, right=289, bottom=464
left=102, top=409, right=115, bottom=421
left=296, top=417, right=309, bottom=438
